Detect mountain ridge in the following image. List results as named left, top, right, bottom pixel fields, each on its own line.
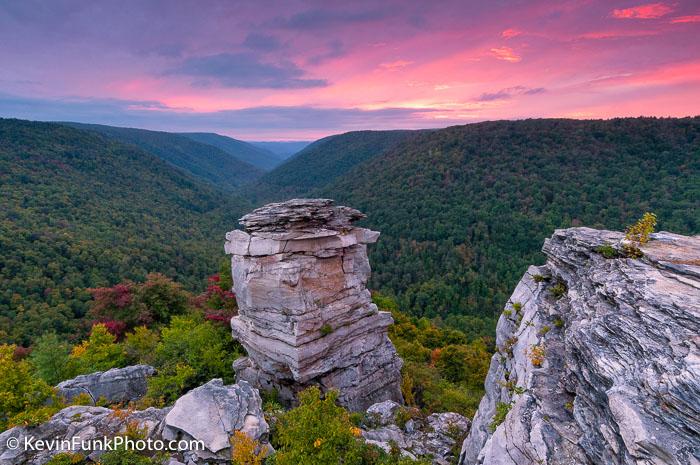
left=62, top=122, right=263, bottom=190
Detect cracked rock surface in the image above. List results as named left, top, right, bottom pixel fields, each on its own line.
left=226, top=198, right=403, bottom=411
left=459, top=228, right=700, bottom=465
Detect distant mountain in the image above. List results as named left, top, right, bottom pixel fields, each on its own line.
left=249, top=141, right=311, bottom=160
left=248, top=130, right=416, bottom=201
left=180, top=132, right=283, bottom=171
left=0, top=118, right=250, bottom=345
left=62, top=123, right=263, bottom=190
left=246, top=118, right=700, bottom=336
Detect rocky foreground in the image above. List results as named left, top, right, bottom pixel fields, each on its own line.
left=2, top=214, right=698, bottom=465
left=459, top=228, right=700, bottom=465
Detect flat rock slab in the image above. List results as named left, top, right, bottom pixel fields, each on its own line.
left=56, top=364, right=155, bottom=405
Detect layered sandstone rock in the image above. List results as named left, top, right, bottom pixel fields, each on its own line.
left=56, top=364, right=155, bottom=405
left=225, top=199, right=403, bottom=411
left=459, top=228, right=700, bottom=465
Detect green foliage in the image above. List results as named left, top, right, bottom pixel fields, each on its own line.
left=30, top=332, right=72, bottom=385
left=388, top=303, right=490, bottom=417
left=0, top=119, right=250, bottom=346
left=489, top=402, right=512, bottom=431
left=435, top=343, right=490, bottom=386
left=250, top=130, right=414, bottom=202
left=550, top=281, right=568, bottom=300
left=123, top=326, right=160, bottom=365
left=64, top=122, right=263, bottom=190
left=272, top=387, right=427, bottom=465
left=0, top=344, right=60, bottom=429
left=144, top=314, right=241, bottom=405
left=67, top=324, right=127, bottom=376
left=625, top=212, right=657, bottom=244
left=595, top=244, right=620, bottom=259
left=253, top=118, right=700, bottom=334
left=272, top=387, right=365, bottom=465
left=533, top=274, right=549, bottom=283
left=537, top=325, right=551, bottom=336
left=320, top=324, right=334, bottom=336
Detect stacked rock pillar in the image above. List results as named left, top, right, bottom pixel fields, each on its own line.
left=224, top=199, right=403, bottom=411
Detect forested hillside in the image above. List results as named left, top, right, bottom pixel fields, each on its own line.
left=249, top=140, right=310, bottom=159
left=248, top=130, right=417, bottom=201
left=63, top=123, right=263, bottom=190
left=0, top=119, right=249, bottom=345
left=180, top=132, right=283, bottom=170
left=251, top=118, right=700, bottom=336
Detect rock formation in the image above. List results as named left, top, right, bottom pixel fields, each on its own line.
left=362, top=400, right=470, bottom=465
left=225, top=198, right=403, bottom=411
left=459, top=228, right=700, bottom=465
left=56, top=364, right=155, bottom=406
left=0, top=379, right=269, bottom=465
left=0, top=405, right=168, bottom=465
left=163, top=379, right=270, bottom=463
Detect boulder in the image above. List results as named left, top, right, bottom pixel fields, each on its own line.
left=226, top=199, right=403, bottom=411
left=56, top=364, right=155, bottom=405
left=362, top=403, right=470, bottom=465
left=459, top=228, right=700, bottom=465
left=0, top=379, right=270, bottom=465
left=0, top=405, right=168, bottom=465
left=163, top=379, right=269, bottom=463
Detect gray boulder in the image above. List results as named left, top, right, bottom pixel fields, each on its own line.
left=163, top=379, right=269, bottom=463
left=367, top=400, right=402, bottom=426
left=0, top=405, right=167, bottom=465
left=56, top=364, right=155, bottom=405
left=362, top=403, right=470, bottom=464
left=0, top=379, right=270, bottom=465
left=459, top=228, right=700, bottom=465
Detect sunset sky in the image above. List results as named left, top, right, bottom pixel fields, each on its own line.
left=1, top=0, right=699, bottom=140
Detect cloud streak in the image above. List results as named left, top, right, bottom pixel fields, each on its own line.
left=166, top=53, right=328, bottom=89
left=611, top=3, right=673, bottom=19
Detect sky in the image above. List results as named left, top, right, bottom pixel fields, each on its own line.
left=0, top=0, right=699, bottom=140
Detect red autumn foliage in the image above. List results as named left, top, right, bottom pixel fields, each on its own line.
left=13, top=345, right=31, bottom=360
left=192, top=275, right=237, bottom=326
left=101, top=319, right=128, bottom=339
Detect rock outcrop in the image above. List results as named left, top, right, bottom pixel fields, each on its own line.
left=163, top=379, right=270, bottom=463
left=0, top=405, right=168, bottom=465
left=362, top=400, right=470, bottom=464
left=0, top=379, right=269, bottom=465
left=56, top=365, right=155, bottom=405
left=459, top=228, right=700, bottom=465
left=225, top=199, right=403, bottom=411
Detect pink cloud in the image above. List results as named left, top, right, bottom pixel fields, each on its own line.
left=671, top=15, right=700, bottom=23
left=490, top=47, right=521, bottom=63
left=611, top=3, right=674, bottom=19
left=501, top=28, right=522, bottom=39
left=379, top=60, right=415, bottom=70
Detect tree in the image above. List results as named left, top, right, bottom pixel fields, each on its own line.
left=0, top=344, right=57, bottom=429
left=30, top=332, right=72, bottom=385
left=67, top=324, right=126, bottom=376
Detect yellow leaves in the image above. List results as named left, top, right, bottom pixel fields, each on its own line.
left=313, top=438, right=324, bottom=448
left=625, top=212, right=657, bottom=245
left=529, top=345, right=546, bottom=367
left=350, top=426, right=362, bottom=437
left=230, top=430, right=267, bottom=465
left=70, top=343, right=87, bottom=358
